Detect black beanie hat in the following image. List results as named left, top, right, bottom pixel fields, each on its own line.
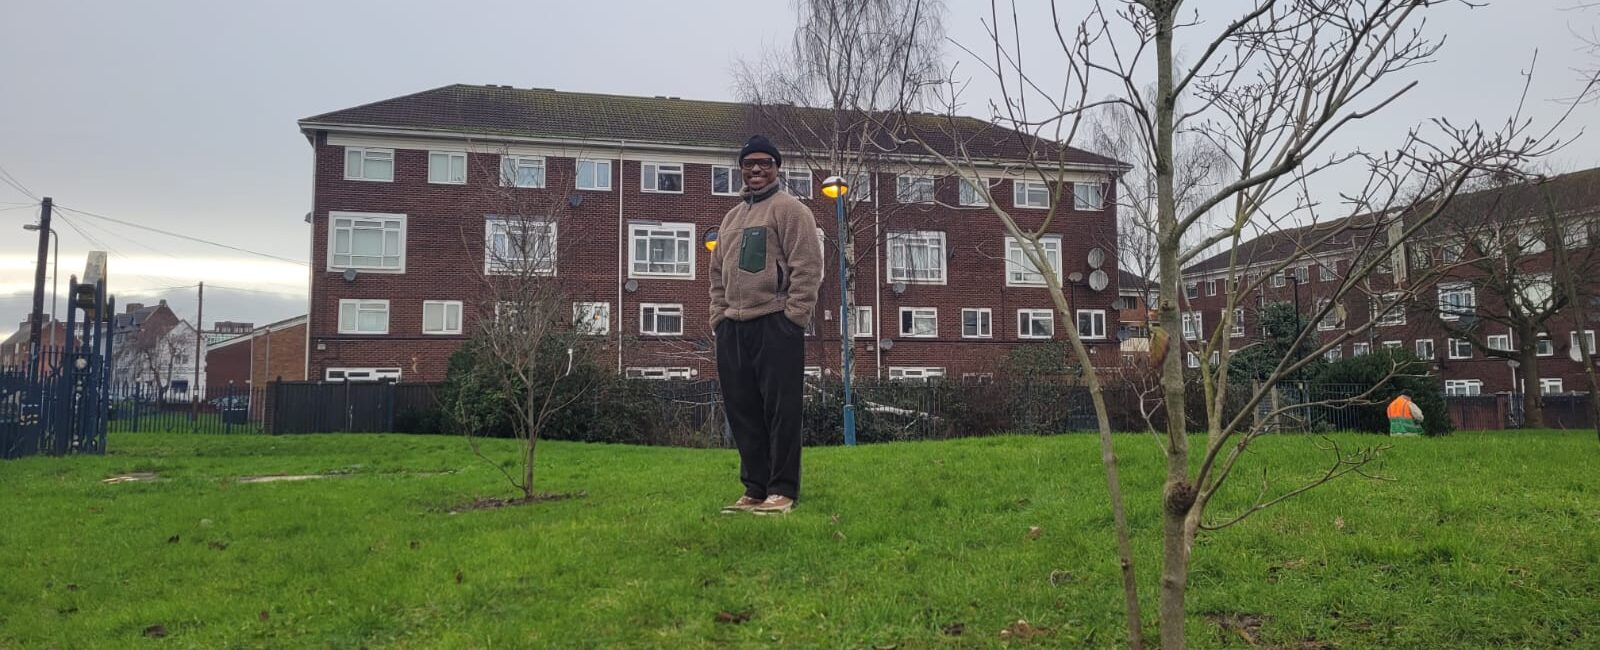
left=737, top=135, right=783, bottom=168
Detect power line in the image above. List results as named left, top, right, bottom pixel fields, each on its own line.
left=209, top=283, right=302, bottom=296
left=53, top=204, right=308, bottom=267
left=0, top=164, right=37, bottom=201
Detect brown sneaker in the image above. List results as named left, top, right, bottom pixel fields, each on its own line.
left=752, top=495, right=795, bottom=515
left=721, top=496, right=763, bottom=514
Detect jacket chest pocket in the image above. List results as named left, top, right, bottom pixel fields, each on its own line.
left=738, top=226, right=768, bottom=273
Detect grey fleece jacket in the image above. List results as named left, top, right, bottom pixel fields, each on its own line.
left=708, top=184, right=824, bottom=330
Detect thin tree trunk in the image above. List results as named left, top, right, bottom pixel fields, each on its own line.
left=1520, top=345, right=1544, bottom=429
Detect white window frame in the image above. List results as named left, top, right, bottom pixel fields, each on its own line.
left=961, top=308, right=993, bottom=339
left=1487, top=334, right=1511, bottom=352
left=328, top=212, right=406, bottom=273
left=1536, top=335, right=1554, bottom=357
left=1352, top=342, right=1371, bottom=357
left=895, top=175, right=935, bottom=204
left=888, top=367, right=946, bottom=382
left=850, top=173, right=875, bottom=203
left=1013, top=180, right=1051, bottom=209
left=1186, top=351, right=1200, bottom=368
left=1077, top=309, right=1107, bottom=340
left=899, top=307, right=938, bottom=338
left=783, top=169, right=813, bottom=198
left=337, top=299, right=389, bottom=335
left=326, top=367, right=402, bottom=382
left=1448, top=338, right=1473, bottom=360
left=500, top=155, right=547, bottom=188
left=641, top=162, right=685, bottom=194
left=1381, top=340, right=1403, bottom=350
left=1373, top=293, right=1405, bottom=327
left=1540, top=378, right=1563, bottom=395
left=1018, top=309, right=1055, bottom=339
left=1572, top=330, right=1597, bottom=355
left=804, top=366, right=824, bottom=379
left=852, top=306, right=874, bottom=338
left=1444, top=379, right=1483, bottom=397
left=1325, top=347, right=1343, bottom=362
left=575, top=159, right=612, bottom=191
left=484, top=217, right=557, bottom=275
left=1415, top=339, right=1435, bottom=359
left=343, top=147, right=394, bottom=182
left=626, top=367, right=693, bottom=380
left=573, top=302, right=611, bottom=335
left=1004, top=236, right=1063, bottom=287
left=1072, top=182, right=1103, bottom=211
left=639, top=303, right=685, bottom=337
left=629, top=222, right=695, bottom=279
left=887, top=231, right=947, bottom=285
left=421, top=300, right=463, bottom=335
left=1204, top=280, right=1217, bottom=297
left=1230, top=308, right=1245, bottom=338
left=1320, top=262, right=1337, bottom=281
left=1185, top=282, right=1199, bottom=299
left=1438, top=282, right=1475, bottom=321
left=427, top=151, right=466, bottom=185
left=711, top=165, right=743, bottom=196
left=1182, top=311, right=1203, bottom=341
left=1272, top=274, right=1287, bottom=288
left=959, top=178, right=990, bottom=207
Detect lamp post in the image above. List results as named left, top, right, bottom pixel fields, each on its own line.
left=23, top=223, right=58, bottom=354
left=821, top=176, right=856, bottom=446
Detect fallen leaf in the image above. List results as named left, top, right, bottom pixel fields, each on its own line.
left=942, top=622, right=966, bottom=636
left=833, top=531, right=846, bottom=541
left=144, top=624, right=168, bottom=639
left=1334, top=517, right=1346, bottom=530
left=1206, top=613, right=1265, bottom=646
left=829, top=513, right=841, bottom=526
left=258, top=610, right=269, bottom=622
left=1026, top=526, right=1043, bottom=540
left=1048, top=570, right=1075, bottom=586
left=714, top=610, right=753, bottom=624
left=999, top=618, right=1049, bottom=641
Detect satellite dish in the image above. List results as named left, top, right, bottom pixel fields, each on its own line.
left=624, top=279, right=639, bottom=293
left=342, top=268, right=358, bottom=282
left=1506, top=359, right=1521, bottom=369
left=1068, top=272, right=1084, bottom=283
left=1089, top=269, right=1109, bottom=291
left=891, top=282, right=907, bottom=295
left=1087, top=247, right=1106, bottom=269
left=879, top=338, right=895, bottom=351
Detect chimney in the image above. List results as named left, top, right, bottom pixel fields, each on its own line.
left=125, top=303, right=145, bottom=314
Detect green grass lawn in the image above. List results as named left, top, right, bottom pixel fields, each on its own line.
left=2, top=431, right=1596, bottom=648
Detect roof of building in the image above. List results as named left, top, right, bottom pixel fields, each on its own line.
left=1117, top=269, right=1156, bottom=292
left=301, top=84, right=1125, bottom=169
left=207, top=315, right=308, bottom=352
left=1181, top=167, right=1600, bottom=276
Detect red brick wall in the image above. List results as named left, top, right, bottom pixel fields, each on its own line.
left=307, top=132, right=1122, bottom=382
left=205, top=341, right=249, bottom=391
left=250, top=323, right=307, bottom=386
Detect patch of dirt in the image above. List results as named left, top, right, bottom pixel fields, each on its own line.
left=1270, top=640, right=1336, bottom=650
left=102, top=473, right=159, bottom=484
left=237, top=474, right=337, bottom=484
left=1207, top=612, right=1266, bottom=646
left=998, top=618, right=1051, bottom=641
left=941, top=622, right=965, bottom=637
left=714, top=610, right=753, bottom=624
left=448, top=492, right=585, bottom=513
left=143, top=624, right=168, bottom=639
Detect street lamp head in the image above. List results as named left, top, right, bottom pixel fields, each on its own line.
left=23, top=223, right=42, bottom=231
left=820, top=176, right=850, bottom=199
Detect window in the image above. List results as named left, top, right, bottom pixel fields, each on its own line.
left=1487, top=334, right=1511, bottom=352
left=1541, top=378, right=1564, bottom=395
left=1518, top=230, right=1547, bottom=255
left=961, top=308, right=992, bottom=338
left=1325, top=346, right=1343, bottom=362
left=803, top=366, right=824, bottom=379
left=1444, top=379, right=1483, bottom=396
left=711, top=165, right=742, bottom=196
left=1272, top=274, right=1287, bottom=288
left=1373, top=293, right=1405, bottom=326
left=1072, top=182, right=1103, bottom=210
left=485, top=218, right=557, bottom=275
left=337, top=300, right=389, bottom=334
left=783, top=169, right=813, bottom=198
left=1186, top=351, right=1200, bottom=368
left=1182, top=311, right=1202, bottom=340
left=1294, top=266, right=1309, bottom=283
left=1572, top=330, right=1597, bottom=355
left=500, top=155, right=546, bottom=188
left=962, top=372, right=995, bottom=382
left=899, top=307, right=937, bottom=338
left=640, top=304, right=684, bottom=336
left=1536, top=335, right=1553, bottom=357
left=1353, top=342, right=1371, bottom=356
left=1563, top=221, right=1591, bottom=248
left=851, top=173, right=875, bottom=202
left=895, top=175, right=934, bottom=203
left=1408, top=246, right=1433, bottom=271
left=1210, top=351, right=1221, bottom=366
left=1448, top=338, right=1472, bottom=359
left=343, top=147, right=393, bottom=181
left=326, top=367, right=402, bottom=382
left=1076, top=310, right=1107, bottom=339
left=630, top=223, right=694, bottom=278
left=1441, top=244, right=1462, bottom=263
left=626, top=367, right=692, bottom=380
left=574, top=302, right=610, bottom=335
left=329, top=212, right=405, bottom=272
left=1415, top=339, right=1435, bottom=359
left=1230, top=308, right=1245, bottom=338
left=641, top=162, right=684, bottom=193
left=889, top=367, right=945, bottom=382
left=1005, top=236, right=1063, bottom=286
left=1185, top=283, right=1199, bottom=299
left=1018, top=309, right=1054, bottom=339
left=1202, top=280, right=1216, bottom=297
left=1014, top=180, right=1051, bottom=209
left=887, top=231, right=946, bottom=284
left=1314, top=298, right=1338, bottom=331
left=576, top=159, right=612, bottom=190
left=959, top=178, right=990, bottom=207
left=852, top=306, right=874, bottom=338
left=1438, top=283, right=1475, bottom=320
left=422, top=301, right=462, bottom=335
left=428, top=151, right=466, bottom=184
left=1320, top=262, right=1337, bottom=281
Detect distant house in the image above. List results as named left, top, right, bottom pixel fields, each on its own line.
left=112, top=300, right=203, bottom=396
left=1117, top=270, right=1158, bottom=362
left=204, top=315, right=308, bottom=392
left=0, top=319, right=69, bottom=373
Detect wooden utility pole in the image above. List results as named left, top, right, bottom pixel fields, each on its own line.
left=191, top=282, right=204, bottom=421
left=26, top=197, right=53, bottom=379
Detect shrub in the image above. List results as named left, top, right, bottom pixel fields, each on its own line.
left=1311, top=348, right=1451, bottom=435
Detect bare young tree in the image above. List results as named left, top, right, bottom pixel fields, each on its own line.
left=893, top=2, right=1580, bottom=647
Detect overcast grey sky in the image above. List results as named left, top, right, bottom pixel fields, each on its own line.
left=1, top=0, right=1595, bottom=331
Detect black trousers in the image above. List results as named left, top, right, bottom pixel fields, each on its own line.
left=716, top=312, right=805, bottom=500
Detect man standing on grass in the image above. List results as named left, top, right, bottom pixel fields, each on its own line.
left=709, top=135, right=823, bottom=516
left=1387, top=392, right=1424, bottom=436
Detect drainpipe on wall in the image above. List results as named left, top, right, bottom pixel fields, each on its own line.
left=874, top=187, right=883, bottom=379
left=617, top=140, right=627, bottom=373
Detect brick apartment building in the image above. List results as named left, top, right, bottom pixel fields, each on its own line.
left=1178, top=168, right=1600, bottom=397
left=297, top=84, right=1129, bottom=383
left=204, top=315, right=308, bottom=392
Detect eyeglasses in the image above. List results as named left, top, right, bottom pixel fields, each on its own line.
left=740, top=159, right=776, bottom=171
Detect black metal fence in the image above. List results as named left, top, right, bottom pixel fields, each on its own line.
left=264, top=381, right=438, bottom=434
left=107, top=382, right=267, bottom=434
